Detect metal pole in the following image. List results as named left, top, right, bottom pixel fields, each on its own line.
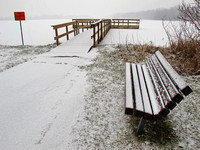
left=137, top=117, right=146, bottom=135
left=19, top=20, right=24, bottom=45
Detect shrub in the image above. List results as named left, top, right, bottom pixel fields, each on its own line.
left=162, top=0, right=200, bottom=75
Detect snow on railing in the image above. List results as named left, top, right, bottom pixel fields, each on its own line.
left=112, top=19, right=140, bottom=29
left=52, top=19, right=99, bottom=45
left=52, top=19, right=139, bottom=47
left=91, top=19, right=112, bottom=47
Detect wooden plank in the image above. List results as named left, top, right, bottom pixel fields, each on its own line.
left=55, top=29, right=59, bottom=46
left=66, top=26, right=69, bottom=40
left=93, top=24, right=96, bottom=47
left=67, top=30, right=75, bottom=35
left=100, top=21, right=103, bottom=40
left=147, top=58, right=177, bottom=110
left=137, top=64, right=153, bottom=119
left=97, top=23, right=100, bottom=43
left=155, top=51, right=192, bottom=96
left=112, top=25, right=139, bottom=29
left=54, top=32, right=67, bottom=40
left=142, top=64, right=169, bottom=117
left=91, top=30, right=99, bottom=39
left=52, top=21, right=76, bottom=29
left=147, top=59, right=176, bottom=113
left=131, top=64, right=144, bottom=117
left=151, top=55, right=183, bottom=103
left=125, top=63, right=134, bottom=115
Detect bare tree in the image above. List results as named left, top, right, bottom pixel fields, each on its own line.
left=162, top=0, right=200, bottom=75
left=178, top=0, right=200, bottom=32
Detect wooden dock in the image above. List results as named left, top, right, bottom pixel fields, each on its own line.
left=52, top=19, right=140, bottom=48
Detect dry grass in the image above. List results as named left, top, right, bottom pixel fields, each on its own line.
left=167, top=40, right=200, bottom=75
left=117, top=42, right=200, bottom=76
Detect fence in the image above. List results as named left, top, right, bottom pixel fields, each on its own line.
left=112, top=19, right=140, bottom=29
left=91, top=19, right=112, bottom=47
left=52, top=19, right=99, bottom=45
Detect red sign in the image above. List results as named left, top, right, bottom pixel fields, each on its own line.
left=14, top=12, right=25, bottom=21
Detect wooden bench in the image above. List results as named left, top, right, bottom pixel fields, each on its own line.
left=125, top=51, right=193, bottom=134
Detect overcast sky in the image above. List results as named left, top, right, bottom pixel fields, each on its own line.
left=0, top=0, right=193, bottom=18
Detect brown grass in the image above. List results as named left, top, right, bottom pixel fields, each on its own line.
left=116, top=42, right=200, bottom=76
left=167, top=39, right=200, bottom=75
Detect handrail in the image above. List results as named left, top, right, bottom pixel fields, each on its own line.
left=52, top=18, right=140, bottom=47
left=112, top=19, right=140, bottom=29
left=52, top=19, right=98, bottom=45
left=91, top=19, right=111, bottom=47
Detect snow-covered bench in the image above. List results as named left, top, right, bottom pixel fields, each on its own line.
left=125, top=51, right=193, bottom=134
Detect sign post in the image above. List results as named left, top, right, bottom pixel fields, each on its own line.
left=14, top=12, right=25, bottom=45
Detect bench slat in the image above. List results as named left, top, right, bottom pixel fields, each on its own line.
left=143, top=65, right=169, bottom=117
left=151, top=55, right=183, bottom=103
left=147, top=59, right=176, bottom=111
left=155, top=51, right=192, bottom=96
left=131, top=64, right=144, bottom=117
left=125, top=63, right=134, bottom=115
left=137, top=64, right=153, bottom=119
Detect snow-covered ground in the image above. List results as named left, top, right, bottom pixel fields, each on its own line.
left=100, top=20, right=169, bottom=46
left=0, top=19, right=199, bottom=149
left=0, top=29, right=98, bottom=149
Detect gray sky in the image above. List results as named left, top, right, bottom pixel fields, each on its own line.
left=0, top=0, right=193, bottom=18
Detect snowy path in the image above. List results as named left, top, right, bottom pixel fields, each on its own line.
left=0, top=29, right=97, bottom=149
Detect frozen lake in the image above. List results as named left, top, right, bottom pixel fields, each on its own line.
left=0, top=19, right=169, bottom=46
left=0, top=19, right=71, bottom=45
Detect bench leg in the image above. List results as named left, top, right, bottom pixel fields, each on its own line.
left=137, top=117, right=146, bottom=135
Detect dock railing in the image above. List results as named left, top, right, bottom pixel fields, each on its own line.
left=91, top=19, right=111, bottom=47
left=52, top=18, right=139, bottom=47
left=52, top=19, right=99, bottom=45
left=112, top=19, right=140, bottom=29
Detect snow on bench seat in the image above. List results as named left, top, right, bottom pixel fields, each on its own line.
left=125, top=50, right=193, bottom=134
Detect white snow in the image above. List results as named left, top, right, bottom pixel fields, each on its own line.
left=0, top=19, right=71, bottom=45
left=0, top=19, right=169, bottom=149
left=1, top=19, right=198, bottom=149
left=0, top=29, right=98, bottom=149
left=100, top=20, right=169, bottom=46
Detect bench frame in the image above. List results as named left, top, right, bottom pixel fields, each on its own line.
left=125, top=51, right=193, bottom=134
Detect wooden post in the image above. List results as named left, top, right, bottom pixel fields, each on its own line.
left=128, top=20, right=129, bottom=28
left=55, top=28, right=59, bottom=46
left=100, top=21, right=103, bottom=40
left=87, top=21, right=89, bottom=30
left=82, top=22, right=84, bottom=32
left=97, top=23, right=100, bottom=44
left=74, top=22, right=77, bottom=36
left=104, top=21, right=106, bottom=36
left=73, top=23, right=76, bottom=36
left=75, top=21, right=78, bottom=35
left=66, top=25, right=69, bottom=40
left=77, top=22, right=80, bottom=34
left=102, top=21, right=104, bottom=38
left=93, top=24, right=96, bottom=47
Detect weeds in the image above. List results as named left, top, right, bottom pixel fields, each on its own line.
left=162, top=0, right=200, bottom=75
